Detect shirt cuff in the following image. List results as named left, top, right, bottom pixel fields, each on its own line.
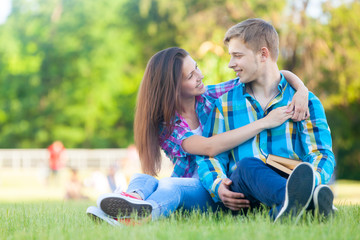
left=210, top=178, right=224, bottom=202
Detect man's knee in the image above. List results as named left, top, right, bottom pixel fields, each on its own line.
left=234, top=157, right=259, bottom=171
left=231, top=157, right=264, bottom=180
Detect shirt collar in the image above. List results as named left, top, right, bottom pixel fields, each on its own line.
left=173, top=93, right=206, bottom=129
left=240, top=72, right=288, bottom=96
left=195, top=94, right=205, bottom=104
left=174, top=112, right=183, bottom=126
left=277, top=73, right=288, bottom=93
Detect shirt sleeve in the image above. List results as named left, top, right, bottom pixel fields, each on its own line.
left=205, top=78, right=240, bottom=100
left=297, top=93, right=336, bottom=185
left=196, top=99, right=230, bottom=202
left=159, top=125, right=195, bottom=160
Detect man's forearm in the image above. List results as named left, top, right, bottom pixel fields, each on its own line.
left=197, top=156, right=228, bottom=202
left=300, top=94, right=335, bottom=185
left=305, top=150, right=335, bottom=185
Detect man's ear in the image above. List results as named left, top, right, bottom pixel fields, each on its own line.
left=259, top=47, right=270, bottom=61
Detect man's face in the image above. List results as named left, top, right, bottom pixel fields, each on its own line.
left=227, top=38, right=261, bottom=84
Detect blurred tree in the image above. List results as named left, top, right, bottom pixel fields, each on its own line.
left=279, top=0, right=360, bottom=179
left=157, top=0, right=288, bottom=85
left=0, top=0, right=142, bottom=148
left=315, top=1, right=360, bottom=180
left=0, top=0, right=359, bottom=179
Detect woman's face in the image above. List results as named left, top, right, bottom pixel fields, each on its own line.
left=180, top=55, right=205, bottom=98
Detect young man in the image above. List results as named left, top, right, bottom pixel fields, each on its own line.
left=196, top=18, right=335, bottom=222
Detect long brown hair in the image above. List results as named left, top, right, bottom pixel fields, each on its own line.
left=134, top=47, right=188, bottom=176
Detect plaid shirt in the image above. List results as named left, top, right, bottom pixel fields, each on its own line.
left=196, top=74, right=335, bottom=202
left=159, top=78, right=240, bottom=177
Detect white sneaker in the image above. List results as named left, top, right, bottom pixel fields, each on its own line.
left=86, top=206, right=122, bottom=227
left=97, top=192, right=152, bottom=218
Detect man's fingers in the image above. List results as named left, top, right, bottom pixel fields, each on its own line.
left=224, top=203, right=250, bottom=211
left=218, top=179, right=251, bottom=210
left=226, top=206, right=249, bottom=211
left=224, top=201, right=250, bottom=210
left=301, top=112, right=306, bottom=121
left=224, top=198, right=250, bottom=205
left=292, top=111, right=300, bottom=121
left=222, top=178, right=232, bottom=186
left=286, top=103, right=294, bottom=113
left=223, top=191, right=246, bottom=199
left=287, top=112, right=294, bottom=119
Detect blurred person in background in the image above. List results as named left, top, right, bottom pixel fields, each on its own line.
left=107, top=163, right=127, bottom=193
left=47, top=140, right=66, bottom=185
left=87, top=47, right=310, bottom=225
left=65, top=168, right=88, bottom=200
left=119, top=144, right=142, bottom=184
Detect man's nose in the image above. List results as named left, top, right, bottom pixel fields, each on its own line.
left=228, top=57, right=235, bottom=68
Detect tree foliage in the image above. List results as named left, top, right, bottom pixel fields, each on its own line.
left=0, top=0, right=359, bottom=179
left=279, top=0, right=360, bottom=179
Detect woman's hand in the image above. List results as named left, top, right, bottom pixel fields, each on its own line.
left=287, top=86, right=310, bottom=121
left=263, top=106, right=293, bottom=129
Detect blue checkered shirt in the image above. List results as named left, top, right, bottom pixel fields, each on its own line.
left=196, top=74, right=335, bottom=202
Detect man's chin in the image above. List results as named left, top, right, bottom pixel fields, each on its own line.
left=239, top=78, right=248, bottom=83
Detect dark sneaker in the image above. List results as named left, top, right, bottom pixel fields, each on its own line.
left=313, top=185, right=334, bottom=217
left=86, top=206, right=121, bottom=226
left=274, top=162, right=315, bottom=223
left=97, top=192, right=152, bottom=218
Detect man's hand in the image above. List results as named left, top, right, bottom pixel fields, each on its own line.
left=218, top=178, right=250, bottom=211
left=287, top=86, right=310, bottom=121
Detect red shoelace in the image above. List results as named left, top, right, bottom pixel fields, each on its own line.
left=120, top=192, right=141, bottom=200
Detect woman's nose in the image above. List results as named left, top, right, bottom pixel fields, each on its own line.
left=195, top=68, right=204, bottom=80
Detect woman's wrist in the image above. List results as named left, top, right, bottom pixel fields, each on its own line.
left=257, top=118, right=269, bottom=130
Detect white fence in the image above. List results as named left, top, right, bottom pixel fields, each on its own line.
left=0, top=149, right=129, bottom=169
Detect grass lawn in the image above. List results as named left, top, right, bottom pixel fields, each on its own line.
left=1, top=200, right=359, bottom=240
left=1, top=170, right=359, bottom=240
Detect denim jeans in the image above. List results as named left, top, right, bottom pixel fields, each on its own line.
left=126, top=173, right=225, bottom=220
left=229, top=157, right=287, bottom=216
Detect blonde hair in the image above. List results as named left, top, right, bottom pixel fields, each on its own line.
left=224, top=18, right=279, bottom=60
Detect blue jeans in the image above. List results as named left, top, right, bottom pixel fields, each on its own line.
left=229, top=157, right=287, bottom=216
left=126, top=173, right=225, bottom=220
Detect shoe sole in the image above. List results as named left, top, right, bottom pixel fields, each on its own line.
left=98, top=193, right=152, bottom=218
left=86, top=206, right=121, bottom=226
left=314, top=185, right=334, bottom=217
left=275, top=162, right=315, bottom=223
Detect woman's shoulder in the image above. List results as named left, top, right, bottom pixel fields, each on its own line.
left=204, top=77, right=241, bottom=99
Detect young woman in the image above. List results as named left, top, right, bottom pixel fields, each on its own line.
left=87, top=47, right=309, bottom=225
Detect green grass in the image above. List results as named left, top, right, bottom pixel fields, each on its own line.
left=1, top=201, right=359, bottom=240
